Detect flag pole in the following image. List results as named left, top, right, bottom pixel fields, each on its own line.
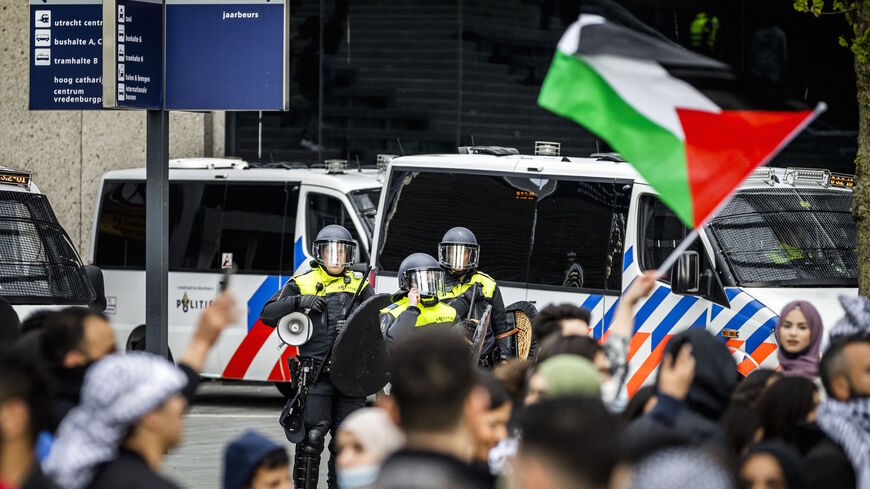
left=653, top=102, right=827, bottom=279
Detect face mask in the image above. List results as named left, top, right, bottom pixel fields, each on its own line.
left=337, top=465, right=379, bottom=489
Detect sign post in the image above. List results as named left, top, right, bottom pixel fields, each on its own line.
left=29, top=0, right=103, bottom=110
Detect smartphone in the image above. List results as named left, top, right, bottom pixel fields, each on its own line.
left=219, top=265, right=236, bottom=292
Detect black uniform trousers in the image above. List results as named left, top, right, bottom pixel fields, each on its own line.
left=302, top=371, right=366, bottom=485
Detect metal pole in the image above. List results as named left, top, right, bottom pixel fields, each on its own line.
left=145, top=109, right=169, bottom=358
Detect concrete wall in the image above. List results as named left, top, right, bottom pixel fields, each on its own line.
left=0, top=0, right=224, bottom=258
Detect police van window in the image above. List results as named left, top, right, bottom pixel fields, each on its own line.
left=306, top=193, right=369, bottom=263
left=707, top=188, right=857, bottom=286
left=377, top=170, right=535, bottom=283
left=217, top=183, right=299, bottom=274
left=95, top=180, right=146, bottom=268
left=168, top=183, right=226, bottom=271
left=96, top=180, right=299, bottom=273
left=529, top=180, right=630, bottom=291
left=637, top=194, right=710, bottom=282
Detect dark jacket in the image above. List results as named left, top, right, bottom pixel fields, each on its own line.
left=260, top=265, right=372, bottom=360
left=22, top=466, right=60, bottom=489
left=87, top=449, right=179, bottom=489
left=625, top=329, right=736, bottom=450
left=375, top=449, right=492, bottom=489
left=796, top=422, right=856, bottom=489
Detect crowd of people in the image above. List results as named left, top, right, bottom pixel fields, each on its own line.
left=1, top=266, right=870, bottom=489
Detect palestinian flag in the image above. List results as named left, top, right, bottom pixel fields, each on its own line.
left=539, top=15, right=824, bottom=228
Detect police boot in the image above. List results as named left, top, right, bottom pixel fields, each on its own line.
left=293, top=421, right=329, bottom=489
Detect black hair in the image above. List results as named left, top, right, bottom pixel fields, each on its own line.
left=537, top=334, right=604, bottom=364
left=40, top=307, right=109, bottom=366
left=732, top=368, right=780, bottom=406
left=20, top=309, right=60, bottom=335
left=742, top=441, right=810, bottom=489
left=819, top=335, right=870, bottom=396
left=532, top=304, right=591, bottom=343
left=756, top=376, right=816, bottom=445
left=389, top=328, right=475, bottom=432
left=475, top=369, right=510, bottom=411
left=0, top=347, right=53, bottom=442
left=719, top=400, right=761, bottom=457
left=518, top=396, right=619, bottom=488
left=622, top=385, right=656, bottom=422
left=246, top=448, right=289, bottom=487
left=0, top=297, right=21, bottom=343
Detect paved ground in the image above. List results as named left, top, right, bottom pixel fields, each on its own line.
left=163, top=382, right=331, bottom=488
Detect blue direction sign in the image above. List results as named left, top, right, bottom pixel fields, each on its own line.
left=164, top=0, right=288, bottom=110
left=103, top=0, right=163, bottom=108
left=29, top=0, right=103, bottom=110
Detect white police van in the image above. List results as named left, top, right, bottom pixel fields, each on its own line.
left=0, top=167, right=105, bottom=323
left=370, top=146, right=857, bottom=394
left=89, top=158, right=382, bottom=390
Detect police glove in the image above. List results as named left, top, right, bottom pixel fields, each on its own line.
left=299, top=295, right=326, bottom=313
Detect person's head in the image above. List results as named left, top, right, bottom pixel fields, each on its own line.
left=386, top=328, right=486, bottom=436
left=19, top=309, right=58, bottom=335
left=514, top=396, right=619, bottom=489
left=659, top=329, right=737, bottom=421
left=472, top=370, right=512, bottom=461
left=397, top=253, right=445, bottom=299
left=740, top=441, right=809, bottom=489
left=533, top=304, right=591, bottom=341
left=525, top=355, right=601, bottom=405
left=756, top=376, right=818, bottom=444
left=819, top=334, right=870, bottom=401
left=223, top=431, right=290, bottom=489
left=492, top=359, right=534, bottom=409
left=732, top=369, right=780, bottom=406
left=312, top=225, right=357, bottom=275
left=336, top=408, right=403, bottom=489
left=41, top=307, right=115, bottom=369
left=438, top=227, right=480, bottom=275
left=719, top=400, right=761, bottom=456
left=44, top=352, right=189, bottom=489
left=622, top=385, right=657, bottom=422
left=775, top=302, right=823, bottom=377
left=0, top=348, right=51, bottom=449
left=537, top=334, right=610, bottom=380
left=0, top=297, right=21, bottom=343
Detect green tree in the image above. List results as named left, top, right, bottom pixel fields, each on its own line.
left=794, top=0, right=870, bottom=295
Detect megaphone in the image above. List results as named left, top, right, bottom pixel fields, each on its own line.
left=277, top=311, right=313, bottom=346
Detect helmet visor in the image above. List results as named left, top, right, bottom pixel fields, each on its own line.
left=407, top=268, right=445, bottom=298
left=313, top=240, right=356, bottom=268
left=438, top=244, right=479, bottom=271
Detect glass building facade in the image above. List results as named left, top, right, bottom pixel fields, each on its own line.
left=225, top=0, right=859, bottom=174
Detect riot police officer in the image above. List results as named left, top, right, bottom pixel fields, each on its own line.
left=379, top=253, right=457, bottom=342
left=259, top=224, right=372, bottom=489
left=439, top=227, right=514, bottom=364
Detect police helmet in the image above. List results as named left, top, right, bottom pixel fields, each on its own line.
left=312, top=225, right=357, bottom=269
left=438, top=227, right=480, bottom=271
left=398, top=253, right=445, bottom=298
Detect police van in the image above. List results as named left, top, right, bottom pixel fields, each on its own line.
left=370, top=146, right=857, bottom=394
left=89, top=158, right=382, bottom=391
left=0, top=167, right=105, bottom=322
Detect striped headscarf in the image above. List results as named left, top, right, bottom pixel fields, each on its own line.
left=43, top=352, right=187, bottom=489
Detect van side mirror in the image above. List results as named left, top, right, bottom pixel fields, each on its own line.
left=670, top=251, right=700, bottom=295
left=83, top=265, right=108, bottom=313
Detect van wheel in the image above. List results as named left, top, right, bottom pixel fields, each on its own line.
left=126, top=325, right=173, bottom=362
left=275, top=382, right=295, bottom=399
